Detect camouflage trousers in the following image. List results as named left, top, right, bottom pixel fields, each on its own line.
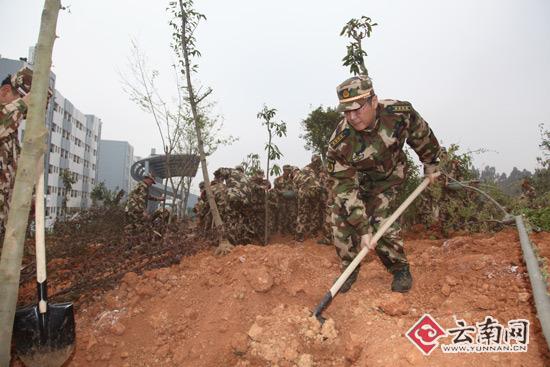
left=278, top=197, right=297, bottom=235
left=295, top=191, right=318, bottom=239
left=125, top=209, right=147, bottom=233
left=320, top=194, right=334, bottom=243
left=331, top=186, right=407, bottom=272
left=267, top=191, right=279, bottom=234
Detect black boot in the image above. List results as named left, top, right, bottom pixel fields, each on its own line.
left=391, top=265, right=412, bottom=293
left=338, top=265, right=360, bottom=294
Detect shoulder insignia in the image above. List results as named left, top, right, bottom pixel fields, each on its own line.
left=385, top=103, right=412, bottom=114
left=329, top=128, right=351, bottom=149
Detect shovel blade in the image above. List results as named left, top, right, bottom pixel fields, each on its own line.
left=13, top=302, right=75, bottom=367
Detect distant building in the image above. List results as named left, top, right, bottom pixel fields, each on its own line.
left=97, top=140, right=135, bottom=197
left=0, top=54, right=102, bottom=225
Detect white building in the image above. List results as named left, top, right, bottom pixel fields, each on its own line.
left=97, top=140, right=135, bottom=197
left=44, top=91, right=102, bottom=221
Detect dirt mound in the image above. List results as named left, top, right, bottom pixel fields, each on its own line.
left=245, top=304, right=340, bottom=366
left=12, top=229, right=550, bottom=366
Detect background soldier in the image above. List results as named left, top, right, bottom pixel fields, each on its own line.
left=125, top=174, right=165, bottom=231
left=293, top=166, right=321, bottom=242
left=0, top=67, right=33, bottom=237
left=250, top=169, right=270, bottom=241
left=273, top=164, right=297, bottom=235
left=327, top=75, right=441, bottom=293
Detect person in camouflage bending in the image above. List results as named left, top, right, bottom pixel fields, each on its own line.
left=125, top=174, right=165, bottom=230
left=326, top=75, right=441, bottom=293
left=0, top=67, right=33, bottom=236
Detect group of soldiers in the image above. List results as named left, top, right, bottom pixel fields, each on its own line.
left=193, top=155, right=334, bottom=245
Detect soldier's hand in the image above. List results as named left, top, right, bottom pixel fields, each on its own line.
left=360, top=233, right=376, bottom=251
left=214, top=240, right=234, bottom=256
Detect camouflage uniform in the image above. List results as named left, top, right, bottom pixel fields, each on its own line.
left=327, top=75, right=441, bottom=272
left=293, top=166, right=321, bottom=241
left=0, top=70, right=31, bottom=234
left=306, top=155, right=327, bottom=236
left=125, top=181, right=150, bottom=229
left=125, top=176, right=163, bottom=230
left=250, top=170, right=271, bottom=241
left=217, top=166, right=254, bottom=244
left=273, top=165, right=297, bottom=235
left=319, top=167, right=335, bottom=245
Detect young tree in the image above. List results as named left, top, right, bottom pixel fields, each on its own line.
left=175, top=101, right=236, bottom=217
left=240, top=153, right=262, bottom=177
left=169, top=0, right=232, bottom=255
left=340, top=16, right=377, bottom=76
left=257, top=105, right=286, bottom=244
left=120, top=41, right=186, bottom=217
left=0, top=0, right=61, bottom=362
left=300, top=106, right=341, bottom=162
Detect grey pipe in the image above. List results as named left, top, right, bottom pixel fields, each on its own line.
left=515, top=215, right=550, bottom=350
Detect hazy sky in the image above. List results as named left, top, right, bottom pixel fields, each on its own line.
left=2, top=0, right=549, bottom=194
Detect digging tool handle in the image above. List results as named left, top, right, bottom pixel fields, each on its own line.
left=35, top=156, right=48, bottom=314
left=330, top=176, right=434, bottom=295
left=314, top=175, right=437, bottom=322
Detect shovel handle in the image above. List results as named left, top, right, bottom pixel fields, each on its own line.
left=35, top=155, right=48, bottom=313
left=329, top=175, right=434, bottom=296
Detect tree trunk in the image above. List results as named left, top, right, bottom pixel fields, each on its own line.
left=178, top=0, right=229, bottom=253
left=182, top=176, right=192, bottom=218
left=0, top=0, right=61, bottom=363
left=264, top=129, right=272, bottom=245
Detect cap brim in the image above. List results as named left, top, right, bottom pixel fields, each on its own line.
left=337, top=99, right=366, bottom=113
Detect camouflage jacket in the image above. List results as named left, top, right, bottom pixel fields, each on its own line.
left=0, top=99, right=26, bottom=187
left=125, top=182, right=149, bottom=215
left=217, top=168, right=250, bottom=204
left=273, top=174, right=295, bottom=192
left=326, top=99, right=441, bottom=235
left=293, top=167, right=320, bottom=198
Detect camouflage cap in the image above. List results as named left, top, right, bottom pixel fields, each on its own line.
left=336, top=75, right=374, bottom=112
left=282, top=164, right=292, bottom=171
left=234, top=165, right=244, bottom=173
left=10, top=66, right=34, bottom=96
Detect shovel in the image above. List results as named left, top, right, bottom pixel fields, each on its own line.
left=13, top=156, right=75, bottom=366
left=313, top=176, right=436, bottom=323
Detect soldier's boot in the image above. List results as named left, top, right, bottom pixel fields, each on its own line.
left=337, top=265, right=360, bottom=294
left=295, top=232, right=305, bottom=242
left=391, top=265, right=412, bottom=293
